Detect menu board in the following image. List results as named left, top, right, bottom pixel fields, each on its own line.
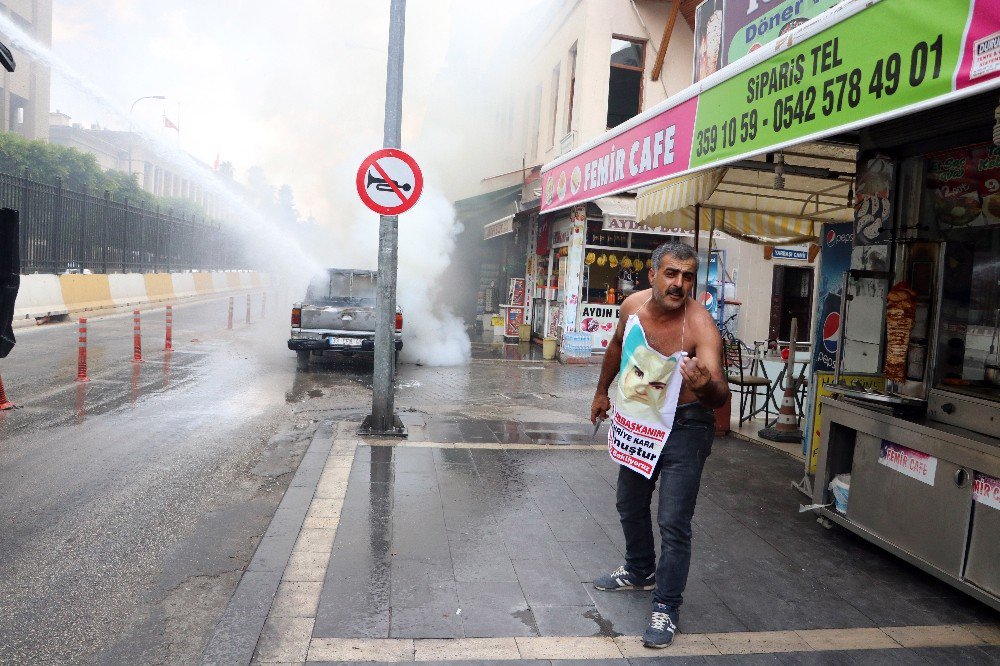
left=924, top=143, right=1000, bottom=230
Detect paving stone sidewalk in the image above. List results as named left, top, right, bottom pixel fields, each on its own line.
left=202, top=352, right=999, bottom=664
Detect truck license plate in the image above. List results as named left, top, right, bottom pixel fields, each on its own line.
left=329, top=337, right=362, bottom=347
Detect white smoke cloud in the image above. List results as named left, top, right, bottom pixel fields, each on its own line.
left=397, top=187, right=470, bottom=366
left=42, top=0, right=545, bottom=366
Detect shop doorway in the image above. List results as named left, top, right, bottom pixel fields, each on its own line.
left=768, top=265, right=814, bottom=342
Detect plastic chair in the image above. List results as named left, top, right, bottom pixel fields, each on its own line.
left=723, top=338, right=772, bottom=426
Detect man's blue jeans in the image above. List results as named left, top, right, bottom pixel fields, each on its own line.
left=615, top=406, right=715, bottom=608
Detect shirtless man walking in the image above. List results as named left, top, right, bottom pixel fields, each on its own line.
left=590, top=241, right=729, bottom=649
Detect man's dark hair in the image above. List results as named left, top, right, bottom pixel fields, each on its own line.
left=650, top=241, right=699, bottom=273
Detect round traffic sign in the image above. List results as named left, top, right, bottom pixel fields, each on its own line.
left=355, top=148, right=423, bottom=215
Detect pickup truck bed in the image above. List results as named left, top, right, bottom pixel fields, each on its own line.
left=288, top=269, right=401, bottom=367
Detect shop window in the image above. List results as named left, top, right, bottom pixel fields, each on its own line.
left=608, top=37, right=645, bottom=129
left=530, top=83, right=542, bottom=159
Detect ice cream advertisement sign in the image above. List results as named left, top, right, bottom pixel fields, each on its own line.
left=541, top=0, right=1000, bottom=214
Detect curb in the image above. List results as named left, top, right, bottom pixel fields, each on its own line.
left=200, top=420, right=335, bottom=666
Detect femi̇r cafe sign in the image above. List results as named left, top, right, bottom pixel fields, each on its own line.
left=541, top=0, right=1000, bottom=213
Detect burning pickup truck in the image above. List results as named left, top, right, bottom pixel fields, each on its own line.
left=288, top=269, right=402, bottom=369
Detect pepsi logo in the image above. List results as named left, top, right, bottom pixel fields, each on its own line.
left=698, top=292, right=715, bottom=310
left=825, top=229, right=854, bottom=247
left=822, top=311, right=840, bottom=354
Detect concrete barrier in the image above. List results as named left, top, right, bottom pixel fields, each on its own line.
left=211, top=272, right=229, bottom=293
left=193, top=272, right=215, bottom=295
left=143, top=273, right=175, bottom=303
left=13, top=271, right=268, bottom=325
left=13, top=274, right=69, bottom=321
left=108, top=274, right=147, bottom=308
left=61, top=274, right=115, bottom=312
left=171, top=273, right=197, bottom=300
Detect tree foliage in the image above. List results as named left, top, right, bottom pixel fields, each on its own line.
left=0, top=132, right=207, bottom=217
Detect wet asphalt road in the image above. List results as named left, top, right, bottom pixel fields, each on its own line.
left=0, top=296, right=364, bottom=664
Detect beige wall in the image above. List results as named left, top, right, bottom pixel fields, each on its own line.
left=712, top=234, right=818, bottom=345
left=462, top=0, right=695, bottom=202
left=529, top=0, right=695, bottom=166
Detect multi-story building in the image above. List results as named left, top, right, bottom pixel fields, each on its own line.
left=0, top=0, right=52, bottom=140
left=49, top=112, right=226, bottom=220
left=449, top=0, right=699, bottom=329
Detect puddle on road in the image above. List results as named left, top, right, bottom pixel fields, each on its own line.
left=584, top=608, right=621, bottom=637
left=511, top=608, right=540, bottom=635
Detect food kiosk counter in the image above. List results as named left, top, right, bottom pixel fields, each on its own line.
left=814, top=396, right=1000, bottom=610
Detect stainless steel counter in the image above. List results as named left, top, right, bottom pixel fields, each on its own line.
left=813, top=396, right=1000, bottom=611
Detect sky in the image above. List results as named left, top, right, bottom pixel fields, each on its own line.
left=39, top=0, right=544, bottom=365
left=49, top=0, right=536, bottom=223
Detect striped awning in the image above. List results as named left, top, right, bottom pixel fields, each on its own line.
left=637, top=169, right=726, bottom=218
left=714, top=209, right=819, bottom=245
left=635, top=164, right=836, bottom=245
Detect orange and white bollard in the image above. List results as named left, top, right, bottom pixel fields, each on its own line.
left=165, top=305, right=173, bottom=351
left=133, top=309, right=143, bottom=362
left=77, top=318, right=90, bottom=382
left=227, top=297, right=234, bottom=330
left=758, top=319, right=803, bottom=444
left=0, top=368, right=14, bottom=410
left=245, top=294, right=251, bottom=324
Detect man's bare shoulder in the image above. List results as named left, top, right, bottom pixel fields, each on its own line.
left=687, top=298, right=723, bottom=338
left=620, top=289, right=651, bottom=318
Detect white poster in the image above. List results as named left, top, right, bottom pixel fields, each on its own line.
left=878, top=441, right=937, bottom=486
left=580, top=304, right=619, bottom=350
left=973, top=472, right=1000, bottom=511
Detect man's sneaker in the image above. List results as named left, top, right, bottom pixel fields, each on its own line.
left=593, top=565, right=655, bottom=591
left=642, top=602, right=679, bottom=648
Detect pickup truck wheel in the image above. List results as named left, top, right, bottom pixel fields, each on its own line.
left=295, top=350, right=310, bottom=370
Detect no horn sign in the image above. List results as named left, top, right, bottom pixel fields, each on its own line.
left=356, top=148, right=423, bottom=215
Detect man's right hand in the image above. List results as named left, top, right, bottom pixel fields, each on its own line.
left=591, top=394, right=611, bottom=424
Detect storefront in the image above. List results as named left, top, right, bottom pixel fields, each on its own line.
left=539, top=0, right=1000, bottom=608
left=529, top=197, right=717, bottom=351
left=479, top=211, right=530, bottom=332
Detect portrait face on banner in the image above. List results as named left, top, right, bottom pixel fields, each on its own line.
left=617, top=344, right=678, bottom=424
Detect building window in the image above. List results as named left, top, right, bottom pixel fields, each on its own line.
left=530, top=83, right=542, bottom=159
left=549, top=65, right=561, bottom=148
left=565, top=43, right=578, bottom=136
left=607, top=36, right=645, bottom=129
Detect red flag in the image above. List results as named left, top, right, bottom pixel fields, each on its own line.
left=164, top=116, right=179, bottom=131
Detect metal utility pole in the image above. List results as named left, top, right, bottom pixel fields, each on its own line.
left=362, top=0, right=407, bottom=437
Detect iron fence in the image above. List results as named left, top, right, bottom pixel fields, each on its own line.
left=0, top=171, right=246, bottom=274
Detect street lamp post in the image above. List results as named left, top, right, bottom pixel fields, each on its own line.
left=127, top=95, right=165, bottom=179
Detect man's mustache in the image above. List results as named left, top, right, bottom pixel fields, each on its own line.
left=666, top=287, right=685, bottom=297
